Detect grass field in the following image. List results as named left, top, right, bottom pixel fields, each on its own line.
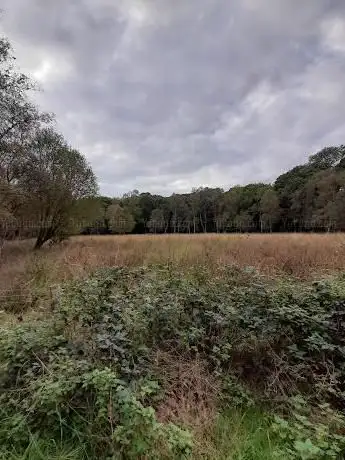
left=1, top=234, right=345, bottom=459
left=3, top=232, right=345, bottom=311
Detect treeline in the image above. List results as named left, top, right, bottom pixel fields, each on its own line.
left=2, top=32, right=345, bottom=248
left=82, top=144, right=345, bottom=235
left=4, top=142, right=345, bottom=243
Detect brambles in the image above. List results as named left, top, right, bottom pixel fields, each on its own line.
left=272, top=397, right=345, bottom=459
left=1, top=264, right=345, bottom=458
left=0, top=321, right=192, bottom=459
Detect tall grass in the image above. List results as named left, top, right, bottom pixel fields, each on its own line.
left=195, top=409, right=277, bottom=460
left=2, top=233, right=345, bottom=316
left=2, top=233, right=345, bottom=308
left=0, top=439, right=84, bottom=460
left=0, top=410, right=276, bottom=460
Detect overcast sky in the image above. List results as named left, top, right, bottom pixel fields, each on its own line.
left=1, top=0, right=345, bottom=196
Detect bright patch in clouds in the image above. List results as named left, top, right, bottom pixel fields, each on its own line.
left=322, top=17, right=345, bottom=54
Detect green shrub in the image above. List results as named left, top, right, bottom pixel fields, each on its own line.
left=272, top=396, right=345, bottom=459
left=0, top=310, right=192, bottom=458
left=57, top=266, right=345, bottom=406
left=1, top=265, right=345, bottom=458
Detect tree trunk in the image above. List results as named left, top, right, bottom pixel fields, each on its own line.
left=173, top=212, right=177, bottom=233
left=34, top=226, right=53, bottom=249
left=34, top=233, right=45, bottom=250
left=0, top=237, right=4, bottom=259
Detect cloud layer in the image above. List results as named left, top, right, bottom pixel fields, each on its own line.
left=1, top=0, right=345, bottom=195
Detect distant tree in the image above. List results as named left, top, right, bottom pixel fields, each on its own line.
left=106, top=203, right=135, bottom=234
left=274, top=164, right=316, bottom=230
left=308, top=146, right=345, bottom=169
left=197, top=187, right=223, bottom=233
left=122, top=189, right=139, bottom=199
left=234, top=212, right=253, bottom=232
left=260, top=188, right=280, bottom=232
left=291, top=169, right=345, bottom=231
left=221, top=184, right=269, bottom=232
left=147, top=208, right=166, bottom=233
left=187, top=189, right=202, bottom=233
left=222, top=187, right=242, bottom=229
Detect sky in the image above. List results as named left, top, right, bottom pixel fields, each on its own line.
left=1, top=0, right=345, bottom=196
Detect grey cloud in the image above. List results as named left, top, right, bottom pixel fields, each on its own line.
left=1, top=0, right=345, bottom=196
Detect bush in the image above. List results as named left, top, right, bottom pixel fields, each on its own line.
left=1, top=265, right=345, bottom=458
left=272, top=396, right=345, bottom=459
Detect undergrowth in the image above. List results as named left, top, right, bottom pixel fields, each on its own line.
left=1, top=265, right=345, bottom=459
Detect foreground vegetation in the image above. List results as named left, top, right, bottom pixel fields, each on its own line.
left=1, top=234, right=345, bottom=459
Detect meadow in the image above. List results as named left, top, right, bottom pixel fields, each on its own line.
left=3, top=232, right=345, bottom=306
left=1, top=234, right=345, bottom=459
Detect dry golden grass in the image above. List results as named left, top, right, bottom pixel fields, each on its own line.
left=154, top=350, right=219, bottom=459
left=2, top=232, right=345, bottom=315
left=154, top=350, right=218, bottom=430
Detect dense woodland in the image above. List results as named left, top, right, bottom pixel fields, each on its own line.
left=89, top=147, right=345, bottom=235
left=2, top=33, right=345, bottom=249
